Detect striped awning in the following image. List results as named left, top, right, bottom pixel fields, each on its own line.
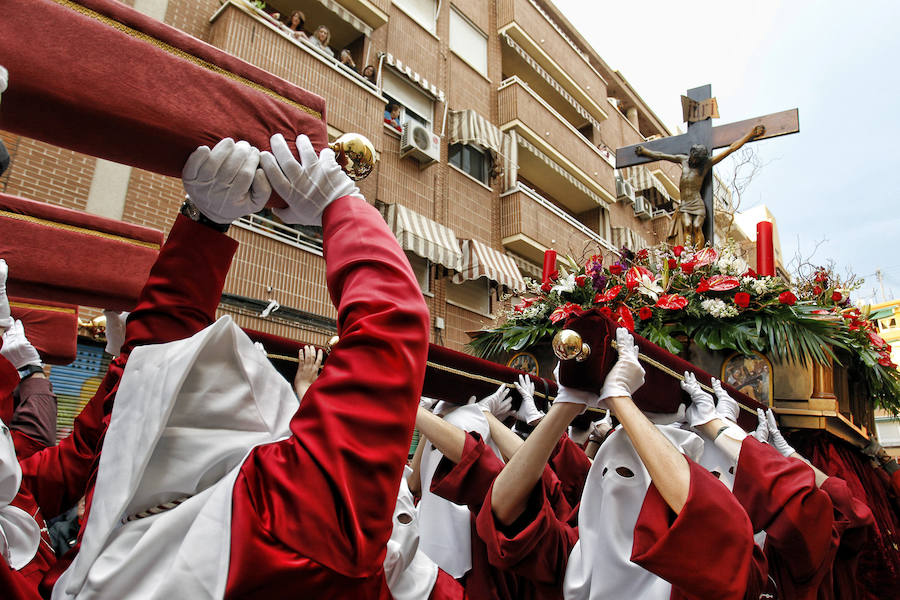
left=500, top=32, right=602, bottom=133
left=454, top=239, right=525, bottom=291
left=448, top=109, right=504, bottom=156
left=313, top=0, right=372, bottom=36
left=611, top=226, right=649, bottom=252
left=378, top=202, right=462, bottom=271
left=515, top=133, right=610, bottom=208
left=619, top=165, right=670, bottom=205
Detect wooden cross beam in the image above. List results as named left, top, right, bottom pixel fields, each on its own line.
left=615, top=85, right=799, bottom=245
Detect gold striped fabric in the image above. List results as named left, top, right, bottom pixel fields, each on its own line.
left=378, top=202, right=463, bottom=271
left=454, top=239, right=525, bottom=292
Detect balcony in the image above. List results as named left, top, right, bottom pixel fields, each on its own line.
left=209, top=1, right=386, bottom=142
left=499, top=77, right=615, bottom=212
left=500, top=184, right=615, bottom=264
left=497, top=0, right=608, bottom=125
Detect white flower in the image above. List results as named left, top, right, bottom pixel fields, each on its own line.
left=636, top=273, right=664, bottom=302
left=701, top=298, right=739, bottom=318
left=551, top=273, right=576, bottom=295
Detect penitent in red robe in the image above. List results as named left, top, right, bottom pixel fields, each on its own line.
left=732, top=437, right=873, bottom=600
left=430, top=432, right=576, bottom=600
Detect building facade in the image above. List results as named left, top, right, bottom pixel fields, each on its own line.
left=2, top=0, right=686, bottom=353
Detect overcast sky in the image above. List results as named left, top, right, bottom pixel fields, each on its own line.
left=552, top=0, right=900, bottom=304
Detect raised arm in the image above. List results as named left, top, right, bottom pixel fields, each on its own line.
left=415, top=406, right=467, bottom=464
left=709, top=124, right=765, bottom=167
left=635, top=145, right=684, bottom=163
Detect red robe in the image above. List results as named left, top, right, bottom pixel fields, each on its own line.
left=218, top=196, right=430, bottom=598
left=477, top=454, right=767, bottom=600
left=430, top=432, right=576, bottom=600
left=547, top=434, right=592, bottom=510
left=732, top=437, right=873, bottom=600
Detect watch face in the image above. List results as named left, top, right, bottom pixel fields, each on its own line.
left=183, top=200, right=200, bottom=221
left=507, top=352, right=539, bottom=377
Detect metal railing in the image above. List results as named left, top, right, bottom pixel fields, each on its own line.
left=234, top=213, right=324, bottom=256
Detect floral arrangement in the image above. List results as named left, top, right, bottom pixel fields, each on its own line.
left=469, top=244, right=900, bottom=412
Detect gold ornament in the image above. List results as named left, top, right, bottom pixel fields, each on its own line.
left=325, top=335, right=340, bottom=353
left=552, top=329, right=591, bottom=362
left=329, top=133, right=376, bottom=181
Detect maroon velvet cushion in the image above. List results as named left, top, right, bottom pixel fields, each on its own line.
left=9, top=297, right=78, bottom=366
left=0, top=193, right=164, bottom=311
left=559, top=309, right=766, bottom=430
left=0, top=0, right=327, bottom=208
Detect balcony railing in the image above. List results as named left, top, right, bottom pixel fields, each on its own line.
left=235, top=213, right=324, bottom=256
left=499, top=77, right=615, bottom=208
left=500, top=183, right=616, bottom=262
left=497, top=0, right=608, bottom=124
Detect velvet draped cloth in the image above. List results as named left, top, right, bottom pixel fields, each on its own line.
left=9, top=298, right=78, bottom=366
left=0, top=0, right=328, bottom=191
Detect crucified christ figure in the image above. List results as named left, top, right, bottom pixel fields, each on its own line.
left=635, top=124, right=765, bottom=247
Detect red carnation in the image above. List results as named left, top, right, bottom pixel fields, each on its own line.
left=616, top=305, right=635, bottom=331
left=609, top=264, right=624, bottom=275
left=681, top=261, right=696, bottom=275
left=598, top=306, right=613, bottom=318
left=734, top=292, right=750, bottom=308
left=813, top=286, right=823, bottom=295
left=575, top=275, right=588, bottom=287
left=593, top=285, right=623, bottom=304
left=743, top=268, right=758, bottom=278
left=636, top=249, right=649, bottom=261
left=540, top=281, right=553, bottom=293
left=667, top=258, right=677, bottom=270
left=639, top=306, right=653, bottom=320
left=673, top=245, right=685, bottom=257
left=814, top=271, right=828, bottom=283
left=831, top=291, right=842, bottom=302
left=696, top=278, right=710, bottom=293
left=655, top=294, right=688, bottom=310
left=778, top=291, right=797, bottom=305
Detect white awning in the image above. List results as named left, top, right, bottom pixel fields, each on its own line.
left=313, top=0, right=373, bottom=36
left=448, top=109, right=503, bottom=155
left=382, top=53, right=445, bottom=102
left=515, top=134, right=610, bottom=208
left=378, top=202, right=462, bottom=271
left=454, top=239, right=525, bottom=291
left=619, top=165, right=670, bottom=205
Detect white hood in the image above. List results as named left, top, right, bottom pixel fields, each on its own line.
left=384, top=466, right=439, bottom=600
left=55, top=317, right=299, bottom=599
left=0, top=419, right=40, bottom=569
left=564, top=423, right=704, bottom=600
left=417, top=404, right=500, bottom=578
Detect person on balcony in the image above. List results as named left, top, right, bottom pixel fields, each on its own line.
left=339, top=49, right=357, bottom=73
left=362, top=64, right=377, bottom=84
left=385, top=103, right=402, bottom=131
left=308, top=25, right=334, bottom=58
left=283, top=10, right=306, bottom=40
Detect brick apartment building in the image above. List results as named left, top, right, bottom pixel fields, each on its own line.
left=2, top=0, right=694, bottom=400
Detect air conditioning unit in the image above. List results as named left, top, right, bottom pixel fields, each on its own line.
left=615, top=178, right=635, bottom=203
left=400, top=121, right=441, bottom=166
left=634, top=196, right=652, bottom=220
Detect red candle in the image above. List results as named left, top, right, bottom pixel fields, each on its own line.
left=756, top=221, right=775, bottom=277
left=542, top=249, right=557, bottom=283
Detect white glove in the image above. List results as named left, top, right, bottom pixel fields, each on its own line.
left=590, top=410, right=614, bottom=440
left=752, top=408, right=769, bottom=443
left=0, top=65, right=7, bottom=100
left=259, top=133, right=361, bottom=226
left=515, top=374, right=544, bottom=425
left=711, top=377, right=740, bottom=423
left=552, top=362, right=599, bottom=412
left=765, top=409, right=795, bottom=457
left=419, top=397, right=439, bottom=411
left=0, top=259, right=12, bottom=330
left=682, top=371, right=717, bottom=428
left=598, top=328, right=645, bottom=402
left=182, top=138, right=271, bottom=224
left=1, top=320, right=42, bottom=370
left=476, top=384, right=513, bottom=420
left=253, top=341, right=268, bottom=357
left=102, top=310, right=129, bottom=357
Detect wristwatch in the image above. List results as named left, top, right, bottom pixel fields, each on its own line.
left=17, top=364, right=44, bottom=380
left=180, top=197, right=231, bottom=233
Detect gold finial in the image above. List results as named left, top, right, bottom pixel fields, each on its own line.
left=552, top=329, right=591, bottom=362
left=330, top=133, right=376, bottom=181
left=325, top=335, right=340, bottom=353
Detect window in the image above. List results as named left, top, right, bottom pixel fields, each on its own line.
left=449, top=143, right=491, bottom=184
left=406, top=252, right=431, bottom=294
left=393, top=0, right=438, bottom=33
left=447, top=278, right=491, bottom=315
left=449, top=8, right=488, bottom=75
left=382, top=68, right=434, bottom=129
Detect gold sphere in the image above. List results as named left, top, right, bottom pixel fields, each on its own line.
left=325, top=335, right=340, bottom=353
left=552, top=329, right=591, bottom=362
left=330, top=133, right=376, bottom=181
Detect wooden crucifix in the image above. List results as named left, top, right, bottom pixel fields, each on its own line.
left=616, top=85, right=799, bottom=247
